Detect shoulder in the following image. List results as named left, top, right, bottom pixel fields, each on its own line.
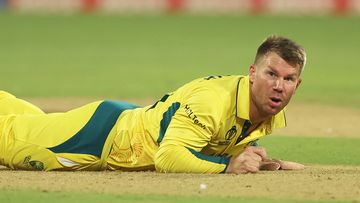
left=177, top=75, right=244, bottom=120
left=180, top=75, right=244, bottom=100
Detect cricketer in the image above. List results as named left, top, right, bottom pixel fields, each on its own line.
left=0, top=35, right=306, bottom=174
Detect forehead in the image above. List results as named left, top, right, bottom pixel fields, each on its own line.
left=261, top=52, right=301, bottom=76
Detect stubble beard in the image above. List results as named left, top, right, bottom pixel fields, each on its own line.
left=250, top=93, right=274, bottom=123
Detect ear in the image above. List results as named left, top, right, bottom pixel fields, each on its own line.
left=293, top=78, right=302, bottom=94
left=249, top=65, right=256, bottom=83
left=296, top=78, right=302, bottom=89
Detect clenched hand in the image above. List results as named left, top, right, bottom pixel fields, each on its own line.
left=225, top=146, right=304, bottom=174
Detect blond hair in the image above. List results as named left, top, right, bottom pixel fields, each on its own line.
left=254, top=35, right=307, bottom=73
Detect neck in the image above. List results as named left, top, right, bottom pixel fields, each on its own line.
left=249, top=96, right=271, bottom=124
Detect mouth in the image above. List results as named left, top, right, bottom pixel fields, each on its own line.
left=269, top=97, right=282, bottom=108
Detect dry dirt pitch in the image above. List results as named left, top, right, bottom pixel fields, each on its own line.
left=1, top=98, right=359, bottom=201
left=0, top=165, right=359, bottom=201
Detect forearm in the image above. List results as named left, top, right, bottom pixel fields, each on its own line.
left=154, top=145, right=228, bottom=174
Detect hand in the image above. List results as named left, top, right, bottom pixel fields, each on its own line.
left=260, top=159, right=305, bottom=171
left=225, top=146, right=267, bottom=174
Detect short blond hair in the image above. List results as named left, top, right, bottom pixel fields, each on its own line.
left=254, top=35, right=307, bottom=73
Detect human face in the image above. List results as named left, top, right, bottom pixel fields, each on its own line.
left=249, top=52, right=302, bottom=122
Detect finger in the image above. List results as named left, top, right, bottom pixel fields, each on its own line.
left=272, top=159, right=305, bottom=170
left=259, top=161, right=281, bottom=171
left=243, top=152, right=262, bottom=163
left=246, top=146, right=267, bottom=160
left=238, top=164, right=259, bottom=174
left=246, top=165, right=260, bottom=173
left=243, top=157, right=261, bottom=170
left=279, top=160, right=305, bottom=170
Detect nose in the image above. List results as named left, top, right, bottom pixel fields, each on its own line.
left=273, top=78, right=284, bottom=92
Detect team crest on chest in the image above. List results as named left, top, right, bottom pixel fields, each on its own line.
left=218, top=125, right=237, bottom=145
left=225, top=125, right=237, bottom=140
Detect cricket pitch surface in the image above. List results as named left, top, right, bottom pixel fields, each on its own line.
left=0, top=165, right=359, bottom=201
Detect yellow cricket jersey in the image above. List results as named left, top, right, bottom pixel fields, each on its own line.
left=108, top=75, right=286, bottom=173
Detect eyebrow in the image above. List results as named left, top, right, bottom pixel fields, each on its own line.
left=267, top=66, right=298, bottom=77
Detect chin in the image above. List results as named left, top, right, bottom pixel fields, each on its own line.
left=266, top=107, right=281, bottom=116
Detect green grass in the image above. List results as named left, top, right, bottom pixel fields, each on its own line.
left=0, top=13, right=359, bottom=107
left=260, top=136, right=360, bottom=165
left=0, top=12, right=359, bottom=203
left=0, top=190, right=353, bottom=203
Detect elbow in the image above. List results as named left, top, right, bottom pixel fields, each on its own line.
left=154, top=147, right=169, bottom=173
left=154, top=144, right=182, bottom=173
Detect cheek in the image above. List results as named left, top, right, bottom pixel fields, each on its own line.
left=258, top=80, right=272, bottom=91
left=253, top=75, right=273, bottom=93
left=254, top=81, right=270, bottom=101
left=285, top=85, right=297, bottom=96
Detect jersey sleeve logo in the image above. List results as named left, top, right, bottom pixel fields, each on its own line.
left=184, top=104, right=206, bottom=130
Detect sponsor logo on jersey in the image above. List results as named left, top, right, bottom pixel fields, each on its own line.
left=184, top=104, right=206, bottom=129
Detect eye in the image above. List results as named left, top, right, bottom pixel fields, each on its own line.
left=267, top=71, right=276, bottom=77
left=284, top=77, right=295, bottom=82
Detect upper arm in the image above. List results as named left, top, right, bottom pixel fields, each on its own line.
left=158, top=88, right=222, bottom=151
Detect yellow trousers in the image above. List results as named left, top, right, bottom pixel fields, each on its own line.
left=0, top=91, right=137, bottom=171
